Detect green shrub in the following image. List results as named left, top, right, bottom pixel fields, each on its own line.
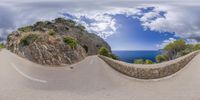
left=18, top=26, right=33, bottom=32
left=99, top=47, right=110, bottom=57
left=156, top=55, right=163, bottom=63
left=54, top=18, right=76, bottom=27
left=20, top=34, right=38, bottom=46
left=0, top=43, right=5, bottom=49
left=48, top=30, right=56, bottom=36
left=63, top=36, right=77, bottom=49
left=164, top=39, right=186, bottom=59
left=109, top=54, right=119, bottom=60
left=145, top=59, right=153, bottom=64
left=156, top=55, right=169, bottom=63
left=194, top=44, right=200, bottom=50
left=134, top=59, right=144, bottom=64
left=33, top=21, right=49, bottom=31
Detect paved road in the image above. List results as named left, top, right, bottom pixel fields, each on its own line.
left=0, top=49, right=200, bottom=100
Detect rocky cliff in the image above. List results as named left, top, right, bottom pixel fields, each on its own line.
left=6, top=18, right=111, bottom=65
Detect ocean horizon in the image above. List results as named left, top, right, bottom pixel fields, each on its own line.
left=112, top=50, right=161, bottom=63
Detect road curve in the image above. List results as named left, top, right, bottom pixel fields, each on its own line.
left=0, top=49, right=200, bottom=100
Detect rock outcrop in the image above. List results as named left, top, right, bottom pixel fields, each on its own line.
left=7, top=18, right=111, bottom=65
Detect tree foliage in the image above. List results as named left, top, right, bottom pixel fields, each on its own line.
left=99, top=47, right=118, bottom=60
left=145, top=59, right=154, bottom=64
left=99, top=47, right=110, bottom=57
left=0, top=43, right=5, bottom=49
left=54, top=18, right=76, bottom=27
left=156, top=55, right=169, bottom=63
left=164, top=39, right=186, bottom=59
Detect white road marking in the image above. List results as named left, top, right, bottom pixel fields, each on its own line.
left=11, top=63, right=47, bottom=83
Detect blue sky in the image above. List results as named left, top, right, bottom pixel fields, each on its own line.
left=0, top=1, right=200, bottom=50
left=105, top=12, right=178, bottom=50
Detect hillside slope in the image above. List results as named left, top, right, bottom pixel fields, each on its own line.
left=7, top=18, right=111, bottom=65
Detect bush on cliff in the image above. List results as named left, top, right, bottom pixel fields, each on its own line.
left=164, top=39, right=186, bottom=59
left=48, top=30, right=56, bottom=36
left=194, top=44, right=200, bottom=50
left=156, top=55, right=169, bottom=63
left=55, top=18, right=76, bottom=27
left=20, top=34, right=39, bottom=46
left=63, top=36, right=77, bottom=49
left=158, top=39, right=200, bottom=62
left=18, top=26, right=33, bottom=32
left=145, top=59, right=154, bottom=64
left=99, top=47, right=118, bottom=60
left=99, top=47, right=110, bottom=57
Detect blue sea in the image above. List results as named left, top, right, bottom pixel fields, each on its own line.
left=112, top=50, right=161, bottom=63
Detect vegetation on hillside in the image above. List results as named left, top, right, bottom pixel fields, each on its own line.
left=99, top=47, right=110, bottom=57
left=164, top=39, right=187, bottom=59
left=17, top=18, right=85, bottom=33
left=156, top=54, right=169, bottom=63
left=156, top=39, right=200, bottom=63
left=13, top=17, right=111, bottom=56
left=48, top=30, right=56, bottom=36
left=133, top=39, right=200, bottom=64
left=0, top=43, right=5, bottom=49
left=99, top=47, right=118, bottom=60
left=134, top=59, right=154, bottom=64
left=63, top=36, right=78, bottom=49
left=134, top=59, right=144, bottom=64
left=145, top=59, right=154, bottom=64
left=20, top=34, right=39, bottom=46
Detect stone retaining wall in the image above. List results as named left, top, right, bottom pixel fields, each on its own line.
left=99, top=51, right=199, bottom=79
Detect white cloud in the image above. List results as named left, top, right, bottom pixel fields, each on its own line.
left=186, top=39, right=198, bottom=44
left=139, top=5, right=200, bottom=41
left=140, top=11, right=161, bottom=22
left=156, top=38, right=176, bottom=49
left=156, top=38, right=200, bottom=49
left=61, top=8, right=140, bottom=39
left=79, top=14, right=117, bottom=39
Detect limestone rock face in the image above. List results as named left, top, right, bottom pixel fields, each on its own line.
left=6, top=18, right=111, bottom=65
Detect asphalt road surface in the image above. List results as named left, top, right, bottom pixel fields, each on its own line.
left=0, top=49, right=200, bottom=100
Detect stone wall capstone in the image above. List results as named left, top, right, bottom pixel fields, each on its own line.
left=99, top=51, right=199, bottom=79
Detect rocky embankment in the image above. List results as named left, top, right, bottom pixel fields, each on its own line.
left=7, top=18, right=111, bottom=65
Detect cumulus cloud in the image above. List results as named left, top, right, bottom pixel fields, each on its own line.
left=156, top=38, right=176, bottom=49
left=186, top=39, right=199, bottom=44
left=156, top=38, right=200, bottom=49
left=139, top=5, right=200, bottom=42
left=0, top=5, right=17, bottom=41
left=62, top=13, right=118, bottom=39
